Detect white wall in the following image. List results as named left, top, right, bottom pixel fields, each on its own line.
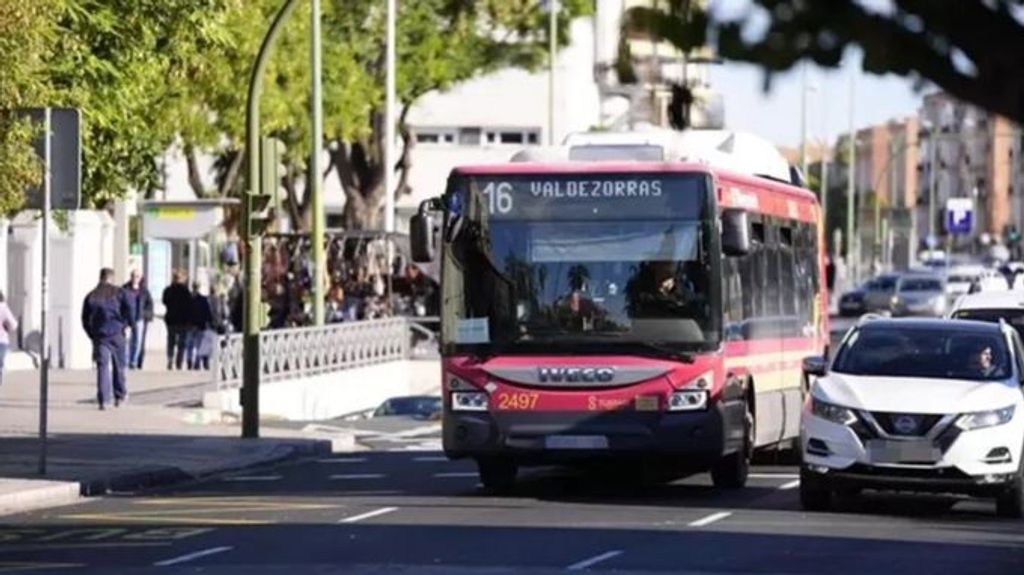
left=7, top=210, right=114, bottom=368
left=0, top=218, right=8, bottom=301
left=203, top=360, right=441, bottom=421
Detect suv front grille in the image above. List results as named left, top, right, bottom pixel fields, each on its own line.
left=870, top=412, right=944, bottom=437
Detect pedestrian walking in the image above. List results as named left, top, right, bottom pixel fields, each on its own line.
left=0, top=290, right=18, bottom=388
left=81, top=268, right=132, bottom=410
left=187, top=282, right=214, bottom=370
left=162, top=270, right=193, bottom=370
left=122, top=269, right=154, bottom=370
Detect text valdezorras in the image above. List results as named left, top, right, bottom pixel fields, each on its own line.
left=530, top=180, right=663, bottom=199
left=480, top=180, right=666, bottom=216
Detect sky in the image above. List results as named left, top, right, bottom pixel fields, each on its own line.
left=709, top=51, right=925, bottom=148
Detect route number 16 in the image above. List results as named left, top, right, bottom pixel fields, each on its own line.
left=482, top=182, right=513, bottom=215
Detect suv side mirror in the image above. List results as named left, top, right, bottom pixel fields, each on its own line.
left=721, top=208, right=750, bottom=256
left=802, top=355, right=828, bottom=378
left=410, top=211, right=436, bottom=263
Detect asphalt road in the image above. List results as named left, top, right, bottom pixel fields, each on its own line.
left=2, top=426, right=1023, bottom=575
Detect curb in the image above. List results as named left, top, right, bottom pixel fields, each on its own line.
left=0, top=438, right=332, bottom=516
left=0, top=480, right=81, bottom=516
left=80, top=439, right=333, bottom=497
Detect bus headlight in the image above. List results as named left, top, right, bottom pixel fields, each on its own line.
left=451, top=391, right=489, bottom=412
left=668, top=390, right=708, bottom=411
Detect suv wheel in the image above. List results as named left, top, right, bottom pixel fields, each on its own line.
left=799, top=466, right=833, bottom=511
left=996, top=464, right=1024, bottom=519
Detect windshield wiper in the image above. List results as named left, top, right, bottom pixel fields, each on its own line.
left=630, top=341, right=697, bottom=363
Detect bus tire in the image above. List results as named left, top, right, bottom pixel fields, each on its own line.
left=711, top=401, right=752, bottom=489
left=477, top=458, right=517, bottom=493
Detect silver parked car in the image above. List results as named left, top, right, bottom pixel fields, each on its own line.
left=889, top=274, right=947, bottom=317
left=862, top=273, right=902, bottom=312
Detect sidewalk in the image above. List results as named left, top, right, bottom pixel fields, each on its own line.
left=0, top=366, right=356, bottom=517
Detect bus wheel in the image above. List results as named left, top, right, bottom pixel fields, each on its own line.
left=711, top=402, right=752, bottom=489
left=477, top=458, right=517, bottom=493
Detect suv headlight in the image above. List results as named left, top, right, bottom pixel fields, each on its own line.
left=955, top=405, right=1015, bottom=431
left=811, top=397, right=858, bottom=426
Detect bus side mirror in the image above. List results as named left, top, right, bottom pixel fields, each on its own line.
left=802, top=355, right=828, bottom=378
left=721, top=208, right=751, bottom=256
left=410, top=212, right=436, bottom=263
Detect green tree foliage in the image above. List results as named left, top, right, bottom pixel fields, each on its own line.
left=626, top=0, right=1024, bottom=125
left=1, top=0, right=236, bottom=212
left=0, top=1, right=58, bottom=214
left=183, top=0, right=592, bottom=231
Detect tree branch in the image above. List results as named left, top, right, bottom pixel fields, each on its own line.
left=184, top=143, right=207, bottom=198
left=219, top=148, right=244, bottom=197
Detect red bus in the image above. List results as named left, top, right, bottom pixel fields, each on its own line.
left=410, top=159, right=828, bottom=491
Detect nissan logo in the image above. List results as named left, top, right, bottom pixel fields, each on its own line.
left=893, top=415, right=919, bottom=435
left=537, top=367, right=616, bottom=384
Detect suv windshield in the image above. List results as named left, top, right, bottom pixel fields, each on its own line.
left=899, top=278, right=942, bottom=292
left=953, top=308, right=1024, bottom=339
left=832, top=326, right=1011, bottom=381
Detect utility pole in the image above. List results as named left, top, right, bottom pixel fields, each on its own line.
left=846, top=70, right=857, bottom=282
left=821, top=90, right=829, bottom=224
left=383, top=0, right=397, bottom=310
left=928, top=130, right=938, bottom=244
left=800, top=64, right=809, bottom=180
left=310, top=0, right=325, bottom=326
left=548, top=0, right=558, bottom=145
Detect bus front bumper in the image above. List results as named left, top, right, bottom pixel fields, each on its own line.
left=443, top=399, right=746, bottom=467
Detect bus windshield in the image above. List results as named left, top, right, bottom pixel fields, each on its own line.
left=440, top=172, right=719, bottom=355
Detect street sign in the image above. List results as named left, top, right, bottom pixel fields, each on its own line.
left=945, top=198, right=974, bottom=235
left=19, top=107, right=81, bottom=210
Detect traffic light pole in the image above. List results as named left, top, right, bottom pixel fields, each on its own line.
left=243, top=0, right=301, bottom=438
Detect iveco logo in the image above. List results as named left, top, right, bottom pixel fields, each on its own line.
left=537, top=367, right=615, bottom=384
left=893, top=415, right=919, bottom=435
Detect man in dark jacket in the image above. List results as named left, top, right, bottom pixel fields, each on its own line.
left=123, top=269, right=154, bottom=370
left=82, top=268, right=132, bottom=410
left=162, top=270, right=193, bottom=370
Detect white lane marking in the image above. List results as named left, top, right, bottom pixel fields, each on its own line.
left=779, top=480, right=801, bottom=490
left=688, top=511, right=732, bottom=527
left=330, top=474, right=385, bottom=480
left=749, top=473, right=800, bottom=479
left=413, top=456, right=449, bottom=462
left=566, top=550, right=624, bottom=571
left=317, top=457, right=368, bottom=464
left=223, top=476, right=281, bottom=482
left=339, top=506, right=399, bottom=524
left=153, top=546, right=233, bottom=567
left=433, top=472, right=479, bottom=479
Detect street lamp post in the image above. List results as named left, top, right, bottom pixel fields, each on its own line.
left=242, top=0, right=323, bottom=438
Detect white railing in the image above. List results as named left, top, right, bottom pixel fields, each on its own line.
left=213, top=317, right=429, bottom=390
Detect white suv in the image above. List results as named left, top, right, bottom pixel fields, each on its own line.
left=800, top=317, right=1024, bottom=517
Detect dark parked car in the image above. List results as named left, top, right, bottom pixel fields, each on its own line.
left=838, top=283, right=869, bottom=317
left=373, top=396, right=442, bottom=420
